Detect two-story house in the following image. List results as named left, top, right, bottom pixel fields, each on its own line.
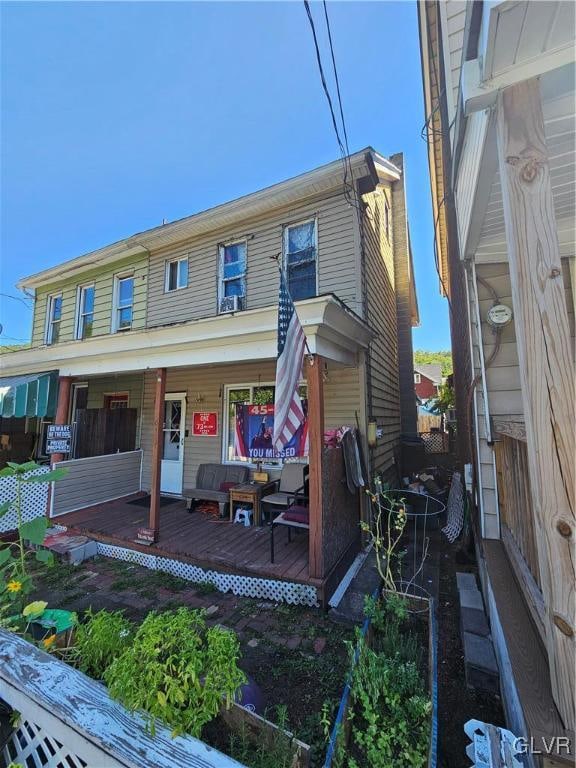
left=0, top=148, right=418, bottom=606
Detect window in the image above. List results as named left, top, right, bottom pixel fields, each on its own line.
left=283, top=219, right=317, bottom=301
left=219, top=241, right=247, bottom=310
left=104, top=392, right=129, bottom=409
left=165, top=257, right=188, bottom=292
left=76, top=285, right=95, bottom=339
left=113, top=275, right=134, bottom=332
left=45, top=295, right=62, bottom=345
left=414, top=373, right=421, bottom=384
left=223, top=382, right=307, bottom=465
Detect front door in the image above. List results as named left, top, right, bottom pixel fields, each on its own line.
left=160, top=393, right=186, bottom=494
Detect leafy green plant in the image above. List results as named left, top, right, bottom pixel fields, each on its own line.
left=0, top=461, right=67, bottom=635
left=104, top=608, right=246, bottom=738
left=74, top=609, right=134, bottom=679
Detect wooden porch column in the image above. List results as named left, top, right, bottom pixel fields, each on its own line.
left=306, top=355, right=325, bottom=580
left=149, top=368, right=166, bottom=539
left=496, top=78, right=575, bottom=729
left=50, top=376, right=73, bottom=465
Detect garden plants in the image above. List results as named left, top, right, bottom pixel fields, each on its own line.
left=73, top=608, right=134, bottom=679
left=104, top=607, right=246, bottom=738
left=0, top=461, right=69, bottom=645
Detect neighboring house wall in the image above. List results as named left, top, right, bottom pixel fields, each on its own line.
left=31, top=255, right=148, bottom=347
left=361, top=184, right=401, bottom=480
left=85, top=373, right=144, bottom=412
left=139, top=360, right=363, bottom=491
left=415, top=374, right=438, bottom=400
left=390, top=153, right=418, bottom=439
left=145, top=192, right=360, bottom=328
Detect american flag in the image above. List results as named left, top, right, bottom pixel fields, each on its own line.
left=273, top=271, right=306, bottom=452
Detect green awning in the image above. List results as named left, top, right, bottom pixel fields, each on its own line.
left=0, top=371, right=59, bottom=418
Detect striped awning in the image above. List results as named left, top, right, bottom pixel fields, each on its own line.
left=0, top=371, right=59, bottom=418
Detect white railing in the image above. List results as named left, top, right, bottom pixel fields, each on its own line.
left=0, top=630, right=245, bottom=768
left=0, top=467, right=50, bottom=533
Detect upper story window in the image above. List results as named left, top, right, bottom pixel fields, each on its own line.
left=45, top=294, right=62, bottom=345
left=284, top=219, right=317, bottom=301
left=112, top=274, right=134, bottom=332
left=76, top=285, right=95, bottom=340
left=165, top=257, right=188, bottom=292
left=218, top=241, right=246, bottom=313
left=414, top=372, right=421, bottom=384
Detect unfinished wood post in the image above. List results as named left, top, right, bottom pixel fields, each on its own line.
left=496, top=78, right=575, bottom=729
left=50, top=376, right=73, bottom=465
left=149, top=368, right=166, bottom=539
left=306, top=355, right=325, bottom=580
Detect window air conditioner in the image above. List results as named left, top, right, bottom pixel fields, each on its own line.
left=219, top=295, right=241, bottom=314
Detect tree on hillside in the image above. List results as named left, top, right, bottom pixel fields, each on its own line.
left=414, top=349, right=453, bottom=377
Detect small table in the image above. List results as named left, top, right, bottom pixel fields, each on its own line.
left=229, top=481, right=276, bottom=526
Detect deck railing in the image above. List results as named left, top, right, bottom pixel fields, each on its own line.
left=0, top=629, right=244, bottom=768
left=51, top=449, right=142, bottom=517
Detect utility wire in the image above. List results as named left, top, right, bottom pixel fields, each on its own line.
left=0, top=293, right=33, bottom=308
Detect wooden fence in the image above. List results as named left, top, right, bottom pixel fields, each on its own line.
left=74, top=408, right=137, bottom=458
left=494, top=435, right=545, bottom=640
left=0, top=630, right=245, bottom=768
left=420, top=431, right=450, bottom=454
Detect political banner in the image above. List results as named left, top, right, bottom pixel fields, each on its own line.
left=234, top=403, right=308, bottom=461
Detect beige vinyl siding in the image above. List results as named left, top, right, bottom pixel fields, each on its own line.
left=139, top=361, right=361, bottom=491
left=31, top=255, right=148, bottom=348
left=86, top=373, right=144, bottom=412
left=145, top=192, right=358, bottom=329
left=361, top=186, right=401, bottom=478
left=51, top=450, right=142, bottom=516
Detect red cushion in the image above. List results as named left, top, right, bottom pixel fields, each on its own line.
left=283, top=506, right=309, bottom=524
left=220, top=482, right=237, bottom=492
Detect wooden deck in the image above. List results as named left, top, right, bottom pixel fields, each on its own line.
left=54, top=493, right=315, bottom=586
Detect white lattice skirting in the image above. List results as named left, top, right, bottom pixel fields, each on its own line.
left=97, top=543, right=319, bottom=607
left=3, top=718, right=87, bottom=768
left=0, top=467, right=50, bottom=533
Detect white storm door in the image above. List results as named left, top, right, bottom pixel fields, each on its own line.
left=160, top=393, right=186, bottom=494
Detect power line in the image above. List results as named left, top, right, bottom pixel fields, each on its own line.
left=303, top=0, right=360, bottom=213
left=0, top=292, right=33, bottom=308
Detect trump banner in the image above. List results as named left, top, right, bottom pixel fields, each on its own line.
left=234, top=403, right=308, bottom=461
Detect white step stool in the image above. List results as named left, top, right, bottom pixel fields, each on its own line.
left=233, top=507, right=253, bottom=527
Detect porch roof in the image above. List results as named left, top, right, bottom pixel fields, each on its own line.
left=0, top=295, right=373, bottom=378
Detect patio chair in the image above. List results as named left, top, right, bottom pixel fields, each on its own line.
left=270, top=488, right=309, bottom=563
left=260, top=463, right=309, bottom=524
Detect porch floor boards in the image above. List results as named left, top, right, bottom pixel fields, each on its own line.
left=54, top=493, right=314, bottom=586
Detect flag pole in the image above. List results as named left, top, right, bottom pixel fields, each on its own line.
left=270, top=253, right=314, bottom=359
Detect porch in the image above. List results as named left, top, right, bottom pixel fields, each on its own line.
left=53, top=492, right=325, bottom=605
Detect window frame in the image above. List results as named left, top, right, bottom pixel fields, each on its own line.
left=221, top=381, right=307, bottom=467
left=218, top=239, right=247, bottom=311
left=103, top=391, right=130, bottom=409
left=45, top=293, right=63, bottom=345
left=282, top=217, right=318, bottom=301
left=112, top=273, right=134, bottom=333
left=414, top=372, right=421, bottom=384
left=75, top=283, right=95, bottom=340
left=164, top=256, right=189, bottom=293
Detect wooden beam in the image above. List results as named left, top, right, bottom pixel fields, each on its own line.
left=50, top=376, right=73, bottom=465
left=306, top=355, right=325, bottom=580
left=149, top=368, right=166, bottom=539
left=496, top=78, right=575, bottom=729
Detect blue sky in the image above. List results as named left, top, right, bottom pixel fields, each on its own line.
left=0, top=0, right=450, bottom=350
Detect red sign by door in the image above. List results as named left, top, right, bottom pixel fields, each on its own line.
left=192, top=411, right=218, bottom=436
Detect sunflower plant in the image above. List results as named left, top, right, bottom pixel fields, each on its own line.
left=0, top=461, right=68, bottom=641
